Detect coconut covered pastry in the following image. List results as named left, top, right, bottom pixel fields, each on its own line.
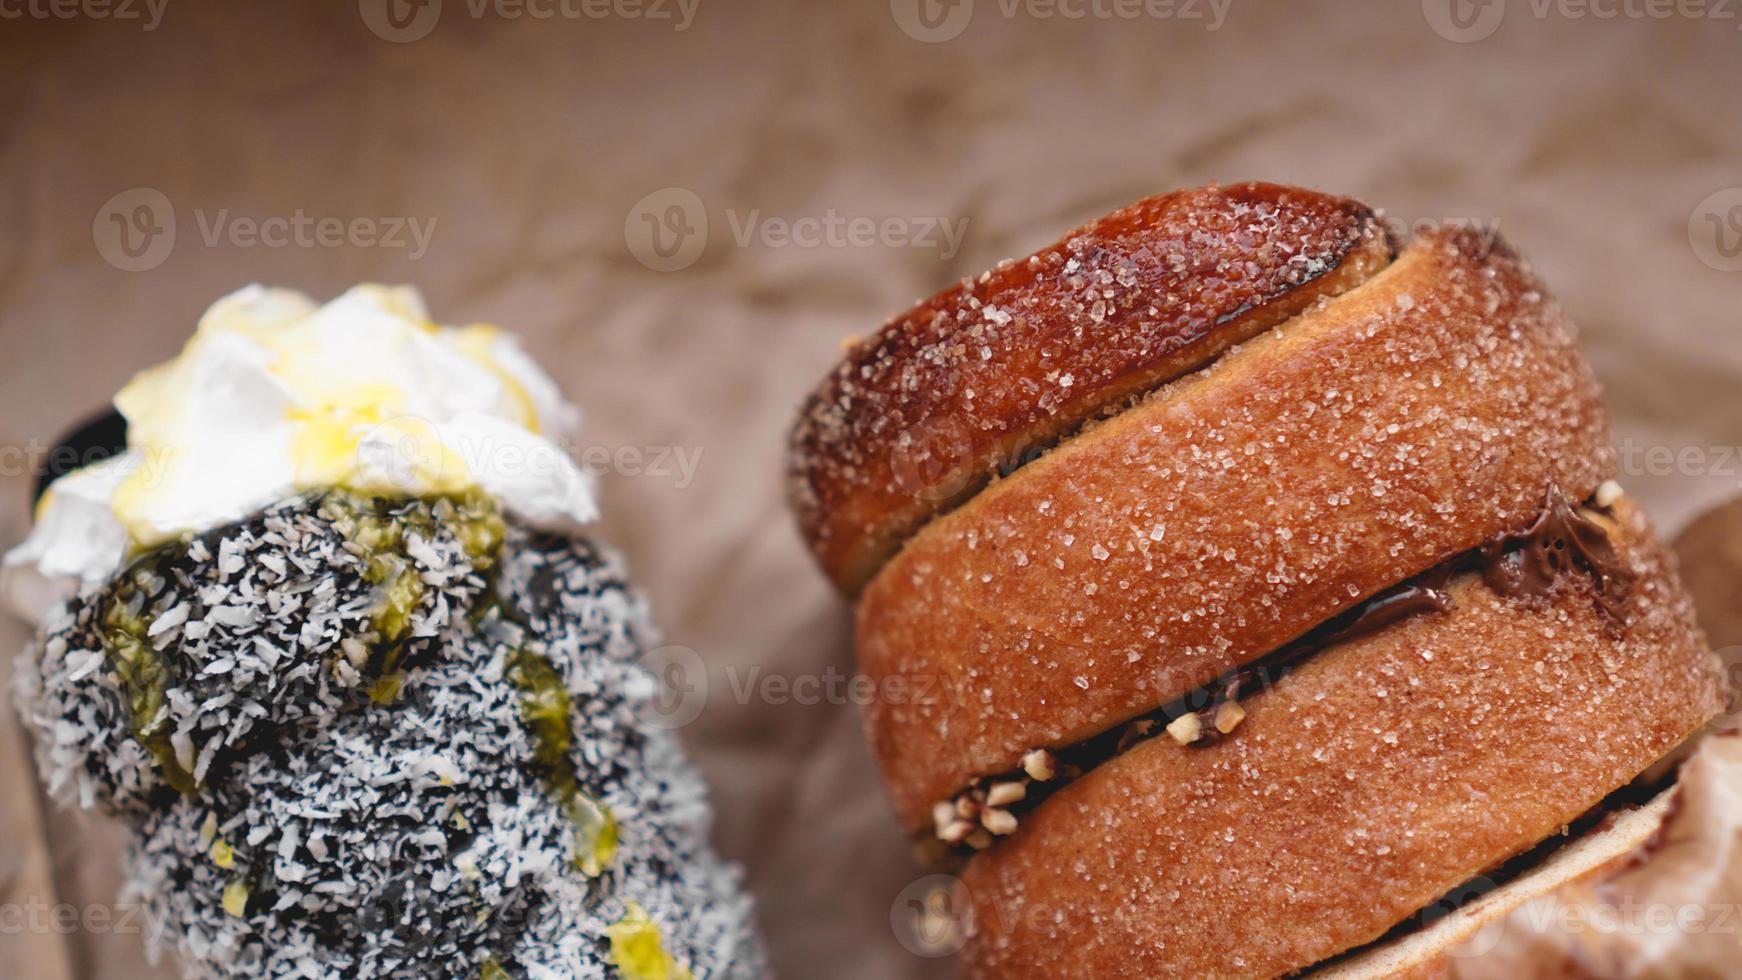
left=5, top=286, right=764, bottom=979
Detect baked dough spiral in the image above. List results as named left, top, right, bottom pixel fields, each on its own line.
left=787, top=182, right=1725, bottom=978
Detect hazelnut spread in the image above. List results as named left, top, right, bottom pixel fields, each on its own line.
left=924, top=482, right=1638, bottom=860
left=1479, top=483, right=1635, bottom=619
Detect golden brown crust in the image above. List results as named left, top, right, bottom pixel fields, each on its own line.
left=1311, top=790, right=1676, bottom=979
left=789, top=182, right=1395, bottom=597
left=955, top=499, right=1724, bottom=979
left=859, top=227, right=1616, bottom=832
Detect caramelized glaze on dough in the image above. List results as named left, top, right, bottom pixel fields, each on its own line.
left=789, top=183, right=1394, bottom=596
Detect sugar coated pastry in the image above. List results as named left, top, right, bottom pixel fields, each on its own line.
left=788, top=183, right=1727, bottom=978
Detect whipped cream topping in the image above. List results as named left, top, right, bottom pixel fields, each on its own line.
left=5, top=284, right=596, bottom=623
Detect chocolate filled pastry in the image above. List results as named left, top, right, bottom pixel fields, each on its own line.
left=787, top=183, right=1727, bottom=977
left=6, top=287, right=764, bottom=979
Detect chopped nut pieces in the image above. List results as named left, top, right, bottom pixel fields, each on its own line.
left=940, top=820, right=976, bottom=845
left=933, top=801, right=958, bottom=832
left=934, top=755, right=1060, bottom=846
left=1595, top=479, right=1625, bottom=510
left=930, top=700, right=1247, bottom=852
left=982, top=808, right=1018, bottom=836
left=1166, top=712, right=1204, bottom=745
left=1022, top=749, right=1057, bottom=781
left=1213, top=701, right=1247, bottom=735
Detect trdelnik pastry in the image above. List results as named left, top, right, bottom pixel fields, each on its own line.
left=787, top=182, right=1728, bottom=977
left=7, top=285, right=766, bottom=979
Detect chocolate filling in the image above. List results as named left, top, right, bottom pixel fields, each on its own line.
left=1481, top=484, right=1633, bottom=619
left=923, top=484, right=1637, bottom=861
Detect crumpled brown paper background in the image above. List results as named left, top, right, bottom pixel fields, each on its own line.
left=1, top=3, right=1739, bottom=978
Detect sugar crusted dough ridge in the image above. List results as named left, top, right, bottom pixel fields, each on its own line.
left=861, top=224, right=1618, bottom=832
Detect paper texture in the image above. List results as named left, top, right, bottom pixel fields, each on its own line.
left=1, top=3, right=1738, bottom=977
